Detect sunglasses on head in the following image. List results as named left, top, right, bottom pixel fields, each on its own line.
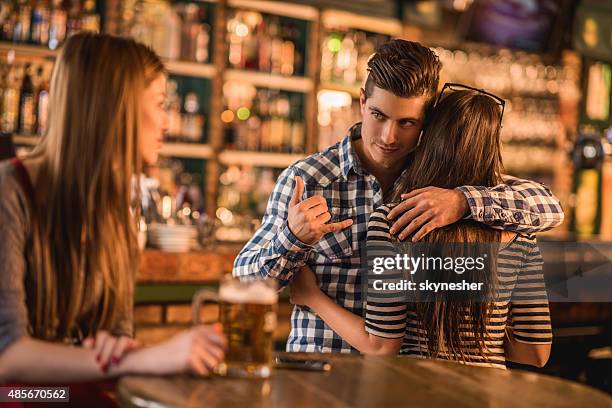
left=434, top=83, right=506, bottom=129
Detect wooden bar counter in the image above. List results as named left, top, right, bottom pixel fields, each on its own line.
left=117, top=353, right=612, bottom=408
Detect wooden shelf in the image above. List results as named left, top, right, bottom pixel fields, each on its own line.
left=322, top=10, right=402, bottom=36
left=228, top=0, right=318, bottom=21
left=0, top=42, right=57, bottom=59
left=164, top=60, right=216, bottom=79
left=225, top=69, right=313, bottom=93
left=219, top=150, right=304, bottom=168
left=159, top=143, right=213, bottom=159
left=0, top=43, right=217, bottom=79
left=319, top=81, right=362, bottom=98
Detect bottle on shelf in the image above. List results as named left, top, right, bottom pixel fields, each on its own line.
left=80, top=0, right=100, bottom=33
left=165, top=79, right=182, bottom=140
left=1, top=64, right=21, bottom=133
left=224, top=83, right=305, bottom=154
left=13, top=0, right=32, bottom=43
left=65, top=0, right=82, bottom=37
left=48, top=0, right=67, bottom=50
left=227, top=10, right=301, bottom=76
left=571, top=128, right=605, bottom=238
left=182, top=92, right=203, bottom=142
left=31, top=0, right=51, bottom=45
left=1, top=3, right=16, bottom=41
left=36, top=65, right=49, bottom=135
left=18, top=63, right=36, bottom=135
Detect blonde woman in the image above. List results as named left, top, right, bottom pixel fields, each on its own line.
left=0, top=33, right=226, bottom=384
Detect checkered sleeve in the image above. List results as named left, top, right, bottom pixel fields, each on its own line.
left=232, top=166, right=313, bottom=288
left=456, top=174, right=564, bottom=235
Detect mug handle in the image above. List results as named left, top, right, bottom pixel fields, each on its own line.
left=192, top=289, right=218, bottom=325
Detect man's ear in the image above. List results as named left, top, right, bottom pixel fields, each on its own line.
left=359, top=88, right=367, bottom=116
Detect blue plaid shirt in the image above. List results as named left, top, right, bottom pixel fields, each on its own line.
left=233, top=123, right=564, bottom=353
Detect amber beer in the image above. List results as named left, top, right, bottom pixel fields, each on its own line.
left=192, top=278, right=278, bottom=378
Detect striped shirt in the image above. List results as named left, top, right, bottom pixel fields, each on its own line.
left=233, top=123, right=563, bottom=354
left=366, top=204, right=553, bottom=368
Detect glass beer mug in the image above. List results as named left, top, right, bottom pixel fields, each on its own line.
left=192, top=276, right=278, bottom=378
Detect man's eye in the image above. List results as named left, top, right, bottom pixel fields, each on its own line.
left=400, top=121, right=414, bottom=128
left=372, top=112, right=384, bottom=120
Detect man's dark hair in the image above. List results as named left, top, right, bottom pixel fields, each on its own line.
left=363, top=39, right=441, bottom=101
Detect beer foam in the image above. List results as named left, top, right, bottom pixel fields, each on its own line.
left=220, top=281, right=278, bottom=304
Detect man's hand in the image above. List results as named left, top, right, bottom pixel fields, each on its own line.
left=289, top=266, right=321, bottom=307
left=288, top=176, right=353, bottom=245
left=387, top=187, right=469, bottom=241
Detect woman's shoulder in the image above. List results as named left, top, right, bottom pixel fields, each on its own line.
left=367, top=203, right=399, bottom=242
left=368, top=203, right=398, bottom=226
left=0, top=160, right=31, bottom=221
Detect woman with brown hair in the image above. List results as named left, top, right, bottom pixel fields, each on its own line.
left=290, top=85, right=553, bottom=368
left=0, top=32, right=225, bottom=384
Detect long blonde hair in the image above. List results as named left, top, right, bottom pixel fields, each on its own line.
left=26, top=32, right=165, bottom=340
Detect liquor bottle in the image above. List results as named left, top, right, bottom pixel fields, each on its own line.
left=182, top=92, right=203, bottom=142
left=194, top=23, right=210, bottom=63
left=166, top=79, right=182, bottom=140
left=1, top=3, right=15, bottom=41
left=601, top=148, right=612, bottom=239
left=19, top=64, right=36, bottom=135
left=31, top=0, right=51, bottom=45
left=256, top=18, right=270, bottom=72
left=289, top=94, right=304, bottom=153
left=13, top=0, right=32, bottom=43
left=80, top=0, right=100, bottom=33
left=571, top=130, right=604, bottom=238
left=180, top=3, right=199, bottom=62
left=36, top=65, right=49, bottom=135
left=1, top=65, right=21, bottom=133
left=48, top=0, right=67, bottom=49
left=65, top=0, right=82, bottom=37
left=268, top=18, right=282, bottom=75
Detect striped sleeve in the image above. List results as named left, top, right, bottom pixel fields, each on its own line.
left=365, top=205, right=407, bottom=339
left=508, top=242, right=553, bottom=344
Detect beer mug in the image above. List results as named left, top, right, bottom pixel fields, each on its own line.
left=192, top=276, right=278, bottom=378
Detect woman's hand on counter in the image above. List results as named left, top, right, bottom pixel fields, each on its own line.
left=82, top=331, right=140, bottom=372
left=118, top=325, right=228, bottom=377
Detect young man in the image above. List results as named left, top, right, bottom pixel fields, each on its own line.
left=233, top=39, right=564, bottom=353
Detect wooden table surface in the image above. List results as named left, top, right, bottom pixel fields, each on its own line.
left=117, top=353, right=612, bottom=408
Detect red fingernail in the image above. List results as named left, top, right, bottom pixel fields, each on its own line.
left=112, top=357, right=120, bottom=365
left=101, top=363, right=108, bottom=373
left=96, top=354, right=100, bottom=362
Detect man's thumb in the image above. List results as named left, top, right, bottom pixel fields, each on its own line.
left=290, top=175, right=304, bottom=206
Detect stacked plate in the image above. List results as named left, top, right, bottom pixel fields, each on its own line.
left=148, top=224, right=198, bottom=252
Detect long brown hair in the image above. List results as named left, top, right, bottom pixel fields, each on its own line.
left=390, top=89, right=504, bottom=362
left=26, top=32, right=165, bottom=340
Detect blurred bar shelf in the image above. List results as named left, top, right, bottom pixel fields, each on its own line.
left=225, top=69, right=314, bottom=93
left=163, top=60, right=216, bottom=79
left=159, top=143, right=213, bottom=159
left=321, top=10, right=402, bottom=36
left=13, top=135, right=40, bottom=146
left=219, top=150, right=304, bottom=168
left=0, top=42, right=216, bottom=79
left=228, top=0, right=318, bottom=21
left=319, top=81, right=362, bottom=98
left=0, top=41, right=57, bottom=59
